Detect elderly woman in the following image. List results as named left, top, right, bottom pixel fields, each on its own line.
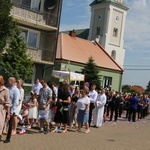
left=0, top=76, right=11, bottom=142
left=76, top=88, right=90, bottom=133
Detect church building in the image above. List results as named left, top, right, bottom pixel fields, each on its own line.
left=53, top=0, right=128, bottom=91
left=88, top=0, right=128, bottom=67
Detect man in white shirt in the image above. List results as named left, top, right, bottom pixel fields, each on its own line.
left=4, top=77, right=20, bottom=143
left=88, top=84, right=98, bottom=127
left=31, top=79, right=43, bottom=96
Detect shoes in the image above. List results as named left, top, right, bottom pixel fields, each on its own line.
left=85, top=129, right=90, bottom=134
left=3, top=131, right=7, bottom=135
left=69, top=125, right=73, bottom=129
left=44, top=130, right=49, bottom=134
left=39, top=130, right=44, bottom=133
left=18, top=130, right=26, bottom=135
left=4, top=138, right=10, bottom=143
left=27, top=125, right=31, bottom=129
left=61, top=130, right=67, bottom=133
left=57, top=126, right=62, bottom=133
left=75, top=130, right=81, bottom=133
left=39, top=128, right=44, bottom=133
left=51, top=129, right=57, bottom=133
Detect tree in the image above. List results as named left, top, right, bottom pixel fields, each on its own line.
left=2, top=28, right=33, bottom=82
left=146, top=81, right=150, bottom=92
left=83, top=56, right=102, bottom=90
left=0, top=0, right=15, bottom=52
left=122, top=85, right=140, bottom=94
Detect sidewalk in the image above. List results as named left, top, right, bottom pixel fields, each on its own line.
left=0, top=116, right=150, bottom=150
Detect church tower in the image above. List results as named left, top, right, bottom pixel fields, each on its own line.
left=88, top=0, right=128, bottom=67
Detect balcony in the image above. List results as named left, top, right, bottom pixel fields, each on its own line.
left=28, top=48, right=55, bottom=65
left=10, top=2, right=58, bottom=31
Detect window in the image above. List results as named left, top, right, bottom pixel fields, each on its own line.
left=113, top=28, right=118, bottom=37
left=115, top=0, right=123, bottom=3
left=103, top=76, right=112, bottom=91
left=111, top=50, right=116, bottom=60
left=21, top=0, right=41, bottom=12
left=28, top=31, right=38, bottom=48
left=20, top=30, right=28, bottom=42
left=21, top=0, right=31, bottom=8
left=20, top=29, right=39, bottom=49
left=96, top=26, right=101, bottom=35
left=31, top=0, right=41, bottom=12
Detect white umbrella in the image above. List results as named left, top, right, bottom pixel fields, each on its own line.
left=52, top=70, right=85, bottom=81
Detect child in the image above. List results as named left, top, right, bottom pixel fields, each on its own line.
left=18, top=104, right=29, bottom=135
left=27, top=92, right=38, bottom=128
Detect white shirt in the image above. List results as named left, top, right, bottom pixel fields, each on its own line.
left=89, top=90, right=98, bottom=103
left=77, top=96, right=90, bottom=110
left=19, top=88, right=24, bottom=102
left=96, top=93, right=106, bottom=108
left=32, top=83, right=43, bottom=95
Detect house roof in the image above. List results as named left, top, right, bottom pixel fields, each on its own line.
left=56, top=32, right=123, bottom=72
left=90, top=0, right=128, bottom=10
left=61, top=28, right=89, bottom=40
left=130, top=86, right=145, bottom=93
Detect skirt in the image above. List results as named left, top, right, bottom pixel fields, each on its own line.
left=28, top=106, right=38, bottom=119
left=77, top=109, right=89, bottom=123
left=54, top=107, right=69, bottom=124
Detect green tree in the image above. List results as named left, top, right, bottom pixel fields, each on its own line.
left=122, top=85, right=138, bottom=94
left=83, top=56, right=102, bottom=90
left=146, top=81, right=150, bottom=92
left=0, top=0, right=15, bottom=52
left=2, top=28, right=33, bottom=82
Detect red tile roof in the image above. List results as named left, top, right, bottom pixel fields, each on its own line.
left=56, top=33, right=123, bottom=72
left=130, top=86, right=145, bottom=93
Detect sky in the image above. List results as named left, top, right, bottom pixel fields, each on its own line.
left=59, top=0, right=150, bottom=89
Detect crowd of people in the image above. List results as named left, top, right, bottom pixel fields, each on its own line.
left=0, top=75, right=150, bottom=144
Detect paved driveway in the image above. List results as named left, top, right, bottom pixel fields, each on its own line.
left=0, top=116, right=150, bottom=150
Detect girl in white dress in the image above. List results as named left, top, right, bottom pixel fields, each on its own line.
left=27, top=92, right=38, bottom=128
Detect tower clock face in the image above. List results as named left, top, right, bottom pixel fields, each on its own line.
left=98, top=14, right=102, bottom=20
left=115, top=16, right=119, bottom=22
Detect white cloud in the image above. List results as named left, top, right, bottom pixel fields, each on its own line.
left=124, top=0, right=150, bottom=54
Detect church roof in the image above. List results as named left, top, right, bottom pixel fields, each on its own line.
left=56, top=32, right=123, bottom=72
left=90, top=0, right=128, bottom=9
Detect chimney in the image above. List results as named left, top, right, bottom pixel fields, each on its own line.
left=69, top=29, right=76, bottom=37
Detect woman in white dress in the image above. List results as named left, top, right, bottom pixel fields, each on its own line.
left=12, top=79, right=24, bottom=135
left=27, top=92, right=38, bottom=128
left=16, top=79, right=24, bottom=116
